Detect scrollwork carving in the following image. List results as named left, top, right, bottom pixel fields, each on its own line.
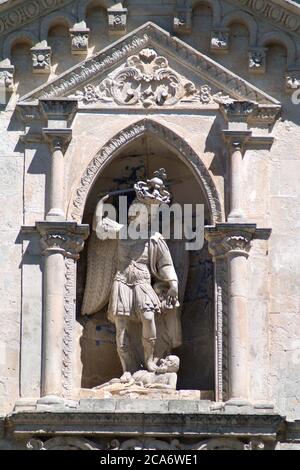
left=73, top=49, right=226, bottom=108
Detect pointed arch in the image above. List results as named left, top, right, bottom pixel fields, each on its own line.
left=68, top=119, right=222, bottom=224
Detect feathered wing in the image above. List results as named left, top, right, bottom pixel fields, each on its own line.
left=81, top=232, right=117, bottom=316
left=166, top=239, right=190, bottom=311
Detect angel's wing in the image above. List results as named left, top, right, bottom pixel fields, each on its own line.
left=166, top=239, right=190, bottom=311
left=81, top=231, right=117, bottom=316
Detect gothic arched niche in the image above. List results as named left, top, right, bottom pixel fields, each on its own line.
left=75, top=132, right=215, bottom=395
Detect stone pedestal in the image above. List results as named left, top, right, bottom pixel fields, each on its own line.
left=36, top=222, right=89, bottom=398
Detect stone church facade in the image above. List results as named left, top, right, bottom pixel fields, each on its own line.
left=0, top=0, right=299, bottom=450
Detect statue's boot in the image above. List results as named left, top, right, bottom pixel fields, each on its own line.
left=117, top=346, right=134, bottom=378
left=142, top=337, right=157, bottom=372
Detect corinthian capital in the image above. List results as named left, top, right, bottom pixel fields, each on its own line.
left=36, top=222, right=89, bottom=260
left=205, top=224, right=257, bottom=260
left=220, top=101, right=258, bottom=123
left=42, top=128, right=72, bottom=153
left=222, top=130, right=252, bottom=153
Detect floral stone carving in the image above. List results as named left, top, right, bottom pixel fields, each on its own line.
left=73, top=48, right=228, bottom=107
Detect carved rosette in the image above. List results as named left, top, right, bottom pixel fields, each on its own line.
left=210, top=29, right=229, bottom=53
left=248, top=48, right=266, bottom=74
left=31, top=41, right=52, bottom=74
left=107, top=7, right=127, bottom=36
left=36, top=222, right=89, bottom=260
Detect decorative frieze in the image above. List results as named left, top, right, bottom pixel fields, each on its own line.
left=0, top=0, right=75, bottom=37
left=226, top=0, right=300, bottom=37
left=107, top=6, right=127, bottom=36
left=210, top=29, right=229, bottom=53
left=31, top=41, right=51, bottom=74
left=248, top=48, right=266, bottom=74
left=70, top=21, right=90, bottom=56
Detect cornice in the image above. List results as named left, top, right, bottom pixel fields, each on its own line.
left=224, top=0, right=300, bottom=37
left=0, top=0, right=75, bottom=37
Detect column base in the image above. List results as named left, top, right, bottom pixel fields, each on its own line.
left=46, top=208, right=66, bottom=221
left=227, top=211, right=246, bottom=223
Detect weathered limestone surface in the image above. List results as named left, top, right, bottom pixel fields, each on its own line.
left=0, top=0, right=299, bottom=449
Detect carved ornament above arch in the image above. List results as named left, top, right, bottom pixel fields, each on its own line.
left=67, top=118, right=223, bottom=225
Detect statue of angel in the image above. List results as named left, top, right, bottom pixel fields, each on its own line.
left=82, top=171, right=188, bottom=382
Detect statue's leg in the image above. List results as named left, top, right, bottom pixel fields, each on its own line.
left=115, top=316, right=134, bottom=378
left=141, top=309, right=157, bottom=372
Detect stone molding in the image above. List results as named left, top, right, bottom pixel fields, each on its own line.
left=8, top=406, right=284, bottom=440
left=62, top=257, right=76, bottom=396
left=0, top=0, right=75, bottom=38
left=69, top=118, right=222, bottom=225
left=19, top=22, right=280, bottom=109
left=36, top=221, right=89, bottom=260
left=224, top=0, right=300, bottom=38
left=25, top=435, right=267, bottom=450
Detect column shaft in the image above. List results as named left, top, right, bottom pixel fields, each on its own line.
left=229, top=146, right=244, bottom=222
left=48, top=144, right=65, bottom=219
left=42, top=251, right=65, bottom=396
left=228, top=253, right=248, bottom=399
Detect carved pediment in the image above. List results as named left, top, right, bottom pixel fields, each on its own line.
left=70, top=48, right=231, bottom=108
left=19, top=22, right=280, bottom=108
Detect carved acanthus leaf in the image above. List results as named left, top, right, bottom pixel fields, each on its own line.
left=71, top=49, right=229, bottom=107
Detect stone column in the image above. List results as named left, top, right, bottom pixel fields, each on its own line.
left=36, top=222, right=89, bottom=398
left=222, top=131, right=251, bottom=222
left=43, top=129, right=72, bottom=221
left=206, top=223, right=256, bottom=402
left=40, top=99, right=77, bottom=221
